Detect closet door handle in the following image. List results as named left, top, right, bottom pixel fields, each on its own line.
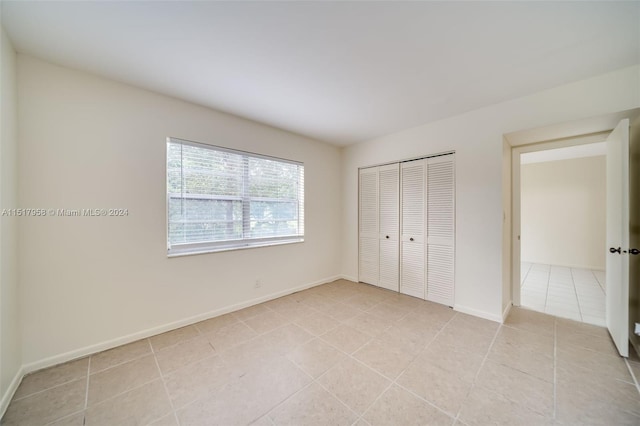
left=409, top=237, right=414, bottom=242
left=610, top=247, right=621, bottom=254
left=630, top=248, right=640, bottom=255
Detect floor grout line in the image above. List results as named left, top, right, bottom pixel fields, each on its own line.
left=388, top=311, right=461, bottom=421
left=258, top=300, right=408, bottom=425
left=88, top=347, right=154, bottom=376
left=520, top=262, right=532, bottom=286
left=452, top=322, right=502, bottom=423
left=314, top=304, right=460, bottom=423
left=624, top=358, right=640, bottom=396
left=592, top=268, right=607, bottom=293
left=219, top=288, right=404, bottom=424
left=552, top=318, right=558, bottom=421
left=470, top=323, right=502, bottom=385
left=83, top=356, right=91, bottom=421
left=569, top=268, right=584, bottom=322
left=543, top=265, right=551, bottom=315
left=355, top=380, right=395, bottom=425
left=42, top=409, right=86, bottom=426
left=149, top=339, right=181, bottom=426
left=11, top=374, right=86, bottom=403
left=83, top=377, right=167, bottom=411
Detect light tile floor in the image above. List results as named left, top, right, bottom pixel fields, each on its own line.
left=3, top=280, right=639, bottom=425
left=521, top=262, right=607, bottom=326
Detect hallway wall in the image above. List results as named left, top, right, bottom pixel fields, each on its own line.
left=521, top=155, right=606, bottom=270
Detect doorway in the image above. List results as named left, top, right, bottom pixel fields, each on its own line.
left=518, top=143, right=607, bottom=326
left=507, top=109, right=640, bottom=358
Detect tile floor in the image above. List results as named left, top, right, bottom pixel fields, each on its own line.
left=521, top=262, right=607, bottom=326
left=3, top=279, right=640, bottom=425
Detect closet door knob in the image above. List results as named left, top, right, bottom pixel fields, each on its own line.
left=409, top=237, right=414, bottom=242
left=385, top=235, right=389, bottom=239
left=610, top=247, right=621, bottom=254
left=630, top=248, right=640, bottom=255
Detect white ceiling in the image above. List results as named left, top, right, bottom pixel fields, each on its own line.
left=2, top=1, right=639, bottom=146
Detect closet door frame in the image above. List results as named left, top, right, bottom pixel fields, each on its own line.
left=358, top=151, right=455, bottom=308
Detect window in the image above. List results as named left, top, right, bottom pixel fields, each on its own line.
left=167, top=137, right=304, bottom=256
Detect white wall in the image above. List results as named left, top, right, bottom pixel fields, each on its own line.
left=0, top=27, right=22, bottom=411
left=342, top=65, right=640, bottom=321
left=17, top=55, right=342, bottom=367
left=521, top=156, right=606, bottom=270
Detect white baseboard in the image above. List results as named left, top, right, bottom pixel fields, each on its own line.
left=521, top=260, right=604, bottom=271
left=21, top=275, right=341, bottom=376
left=454, top=304, right=502, bottom=323
left=502, top=303, right=513, bottom=323
left=339, top=274, right=358, bottom=282
left=1, top=366, right=24, bottom=418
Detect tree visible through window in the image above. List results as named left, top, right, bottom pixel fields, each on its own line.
left=167, top=138, right=304, bottom=255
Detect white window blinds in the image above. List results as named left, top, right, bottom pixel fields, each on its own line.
left=167, top=138, right=304, bottom=256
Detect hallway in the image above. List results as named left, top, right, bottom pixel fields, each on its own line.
left=521, top=262, right=606, bottom=326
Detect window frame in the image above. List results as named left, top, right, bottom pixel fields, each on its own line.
left=166, top=137, right=305, bottom=257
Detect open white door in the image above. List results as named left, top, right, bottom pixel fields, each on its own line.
left=606, top=118, right=630, bottom=357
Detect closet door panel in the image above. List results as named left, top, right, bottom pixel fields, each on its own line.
left=400, top=160, right=426, bottom=298
left=426, top=155, right=455, bottom=306
left=379, top=164, right=399, bottom=239
left=359, top=168, right=379, bottom=285
left=378, top=164, right=400, bottom=291
left=360, top=237, right=379, bottom=285
left=380, top=239, right=400, bottom=291
left=427, top=245, right=454, bottom=306
left=401, top=241, right=425, bottom=298
left=401, top=162, right=425, bottom=240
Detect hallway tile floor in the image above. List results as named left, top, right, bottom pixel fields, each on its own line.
left=521, top=262, right=606, bottom=326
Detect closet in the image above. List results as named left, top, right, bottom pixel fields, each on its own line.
left=358, top=153, right=455, bottom=306
left=358, top=164, right=399, bottom=291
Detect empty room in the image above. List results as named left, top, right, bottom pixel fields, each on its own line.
left=1, top=1, right=639, bottom=425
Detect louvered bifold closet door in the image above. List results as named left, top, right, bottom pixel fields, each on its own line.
left=378, top=164, right=400, bottom=291
left=359, top=167, right=379, bottom=285
left=400, top=160, right=426, bottom=298
left=426, top=155, right=455, bottom=306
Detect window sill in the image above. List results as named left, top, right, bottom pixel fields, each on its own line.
left=167, top=237, right=304, bottom=258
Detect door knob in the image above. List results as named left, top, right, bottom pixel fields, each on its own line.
left=630, top=248, right=640, bottom=255
left=385, top=235, right=389, bottom=239
left=610, top=247, right=621, bottom=254
left=410, top=237, right=414, bottom=242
